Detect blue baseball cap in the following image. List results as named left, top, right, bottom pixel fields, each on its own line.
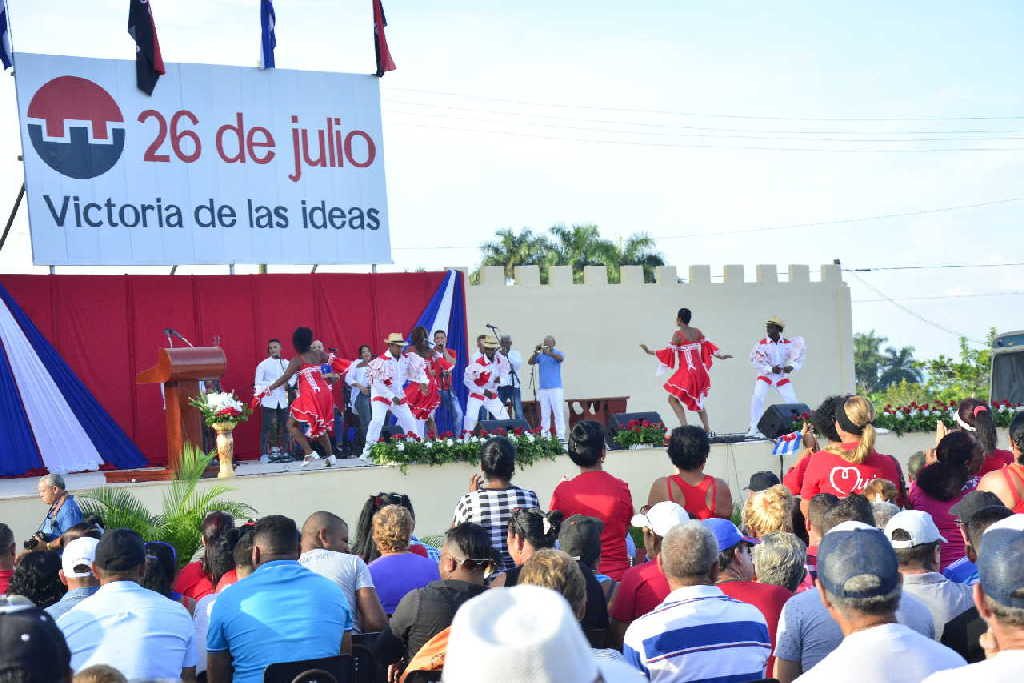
left=978, top=528, right=1024, bottom=609
left=818, top=527, right=899, bottom=599
left=703, top=518, right=758, bottom=552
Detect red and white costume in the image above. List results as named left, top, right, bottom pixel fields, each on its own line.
left=404, top=352, right=453, bottom=435
left=462, top=352, right=510, bottom=436
left=289, top=364, right=335, bottom=439
left=652, top=333, right=720, bottom=412
left=361, top=349, right=422, bottom=455
left=748, top=335, right=806, bottom=432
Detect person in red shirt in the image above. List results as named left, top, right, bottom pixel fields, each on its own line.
left=0, top=523, right=14, bottom=594
left=647, top=426, right=732, bottom=519
left=172, top=510, right=235, bottom=603
left=705, top=518, right=792, bottom=676
left=607, top=501, right=689, bottom=648
left=550, top=421, right=634, bottom=580
left=799, top=395, right=904, bottom=515
left=782, top=395, right=847, bottom=496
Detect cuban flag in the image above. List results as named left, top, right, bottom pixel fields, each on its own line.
left=259, top=0, right=276, bottom=69
left=0, top=283, right=147, bottom=476
left=409, top=270, right=468, bottom=435
left=0, top=3, right=13, bottom=70
left=772, top=431, right=803, bottom=456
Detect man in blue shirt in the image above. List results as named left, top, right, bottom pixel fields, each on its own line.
left=46, top=537, right=100, bottom=620
left=33, top=474, right=83, bottom=549
left=207, top=515, right=353, bottom=683
left=528, top=335, right=566, bottom=441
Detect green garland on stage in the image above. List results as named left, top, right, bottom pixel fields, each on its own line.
left=368, top=429, right=564, bottom=473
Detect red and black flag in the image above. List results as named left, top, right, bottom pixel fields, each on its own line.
left=128, top=0, right=165, bottom=95
left=372, top=0, right=396, bottom=77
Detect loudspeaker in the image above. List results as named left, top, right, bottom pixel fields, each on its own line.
left=757, top=403, right=811, bottom=440
left=607, top=411, right=665, bottom=450
left=478, top=418, right=532, bottom=435
left=381, top=424, right=407, bottom=440
left=991, top=346, right=1024, bottom=405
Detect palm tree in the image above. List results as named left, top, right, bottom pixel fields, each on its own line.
left=613, top=233, right=665, bottom=283
left=878, top=346, right=923, bottom=389
left=548, top=224, right=618, bottom=283
left=79, top=444, right=255, bottom=568
left=853, top=331, right=887, bottom=393
left=479, top=228, right=552, bottom=280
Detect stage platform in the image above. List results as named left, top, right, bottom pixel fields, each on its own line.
left=0, top=431, right=934, bottom=545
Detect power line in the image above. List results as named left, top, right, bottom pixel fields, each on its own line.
left=391, top=196, right=1024, bottom=250
left=385, top=100, right=1024, bottom=141
left=387, top=86, right=1024, bottom=123
left=388, top=119, right=1024, bottom=153
left=854, top=290, right=1024, bottom=303
left=848, top=272, right=985, bottom=343
left=846, top=261, right=1024, bottom=272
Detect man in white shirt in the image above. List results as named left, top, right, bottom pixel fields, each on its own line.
left=254, top=338, right=296, bottom=459
left=923, top=526, right=1024, bottom=683
left=298, top=511, right=387, bottom=633
left=57, top=528, right=198, bottom=680
left=884, top=510, right=973, bottom=639
left=497, top=334, right=524, bottom=420
left=345, top=344, right=374, bottom=454
left=793, top=525, right=964, bottom=682
left=623, top=521, right=771, bottom=681
left=361, top=333, right=423, bottom=457
left=747, top=317, right=806, bottom=436
left=462, top=335, right=510, bottom=436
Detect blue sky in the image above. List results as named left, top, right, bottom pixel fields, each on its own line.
left=0, top=0, right=1021, bottom=360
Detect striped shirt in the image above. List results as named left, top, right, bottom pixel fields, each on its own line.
left=623, top=584, right=770, bottom=682
left=451, top=485, right=539, bottom=571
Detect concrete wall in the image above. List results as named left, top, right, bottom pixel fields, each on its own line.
left=0, top=430, right=943, bottom=545
left=464, top=263, right=854, bottom=434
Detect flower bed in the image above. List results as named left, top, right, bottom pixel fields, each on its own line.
left=875, top=400, right=1021, bottom=436
left=368, top=429, right=564, bottom=472
left=612, top=419, right=667, bottom=449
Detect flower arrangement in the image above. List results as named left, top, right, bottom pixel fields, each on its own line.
left=612, top=419, right=667, bottom=449
left=189, top=391, right=252, bottom=427
left=874, top=399, right=1022, bottom=436
left=368, top=428, right=564, bottom=473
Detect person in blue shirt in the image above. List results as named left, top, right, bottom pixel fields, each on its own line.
left=207, top=515, right=353, bottom=683
left=32, top=474, right=83, bottom=550
left=528, top=335, right=566, bottom=441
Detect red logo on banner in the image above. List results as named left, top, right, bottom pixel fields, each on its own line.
left=26, top=76, right=126, bottom=179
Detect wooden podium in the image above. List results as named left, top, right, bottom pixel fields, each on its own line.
left=135, top=347, right=227, bottom=477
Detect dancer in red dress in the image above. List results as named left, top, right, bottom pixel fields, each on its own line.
left=640, top=307, right=732, bottom=432
left=260, top=326, right=339, bottom=466
left=403, top=326, right=446, bottom=437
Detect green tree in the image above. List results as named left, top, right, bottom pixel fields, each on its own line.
left=877, top=345, right=922, bottom=389
left=854, top=331, right=887, bottom=393
left=548, top=224, right=618, bottom=283
left=610, top=233, right=665, bottom=283
left=478, top=228, right=552, bottom=281
left=919, top=331, right=996, bottom=402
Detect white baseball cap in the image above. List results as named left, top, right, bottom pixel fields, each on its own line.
left=631, top=501, right=690, bottom=537
left=884, top=510, right=947, bottom=549
left=443, top=585, right=642, bottom=682
left=827, top=520, right=876, bottom=534
left=61, top=537, right=100, bottom=579
left=985, top=513, right=1024, bottom=534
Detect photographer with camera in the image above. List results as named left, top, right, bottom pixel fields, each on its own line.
left=528, top=335, right=566, bottom=442
left=27, top=474, right=83, bottom=551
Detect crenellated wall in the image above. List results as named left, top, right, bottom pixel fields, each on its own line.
left=463, top=263, right=854, bottom=433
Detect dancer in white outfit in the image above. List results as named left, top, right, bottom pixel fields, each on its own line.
left=748, top=316, right=806, bottom=436
left=462, top=335, right=510, bottom=436
left=361, top=332, right=425, bottom=456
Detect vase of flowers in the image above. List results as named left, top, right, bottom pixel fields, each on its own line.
left=189, top=392, right=251, bottom=479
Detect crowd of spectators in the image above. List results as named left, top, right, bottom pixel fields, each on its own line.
left=2, top=398, right=1024, bottom=683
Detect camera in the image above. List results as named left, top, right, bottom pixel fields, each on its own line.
left=23, top=535, right=41, bottom=551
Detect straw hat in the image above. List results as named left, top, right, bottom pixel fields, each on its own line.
left=766, top=316, right=785, bottom=329
left=385, top=332, right=405, bottom=345
left=480, top=335, right=500, bottom=349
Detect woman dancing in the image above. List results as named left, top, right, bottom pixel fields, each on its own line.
left=260, top=326, right=338, bottom=466
left=403, top=326, right=446, bottom=437
left=640, top=307, right=732, bottom=432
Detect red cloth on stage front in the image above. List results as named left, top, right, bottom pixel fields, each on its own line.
left=0, top=272, right=448, bottom=467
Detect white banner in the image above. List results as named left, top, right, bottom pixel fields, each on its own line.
left=15, top=53, right=391, bottom=266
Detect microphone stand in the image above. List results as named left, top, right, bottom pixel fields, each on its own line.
left=486, top=323, right=521, bottom=419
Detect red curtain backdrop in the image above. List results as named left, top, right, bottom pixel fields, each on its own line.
left=0, top=272, right=448, bottom=467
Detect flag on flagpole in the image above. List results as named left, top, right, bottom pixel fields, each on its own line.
left=372, top=0, right=396, bottom=77
left=259, top=0, right=276, bottom=69
left=128, top=0, right=165, bottom=95
left=771, top=431, right=803, bottom=456
left=0, top=2, right=13, bottom=70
